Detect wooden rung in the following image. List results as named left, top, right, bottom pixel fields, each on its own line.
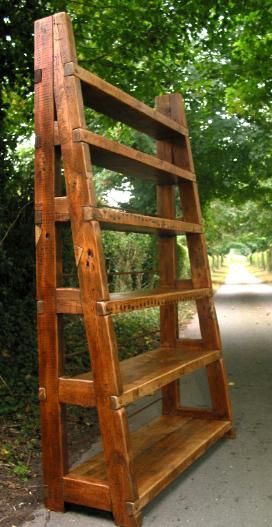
left=55, top=196, right=70, bottom=222
left=56, top=288, right=82, bottom=314
left=174, top=407, right=222, bottom=420
left=72, top=128, right=195, bottom=184
left=58, top=376, right=96, bottom=406
left=64, top=62, right=188, bottom=139
left=175, top=338, right=204, bottom=351
left=66, top=415, right=231, bottom=511
left=54, top=197, right=202, bottom=234
left=55, top=287, right=211, bottom=316
left=63, top=474, right=111, bottom=511
left=175, top=278, right=193, bottom=289
left=84, top=207, right=202, bottom=234
left=59, top=347, right=221, bottom=409
left=111, top=347, right=221, bottom=408
left=96, top=287, right=211, bottom=315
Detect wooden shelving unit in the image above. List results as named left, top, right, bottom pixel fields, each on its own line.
left=34, top=12, right=234, bottom=527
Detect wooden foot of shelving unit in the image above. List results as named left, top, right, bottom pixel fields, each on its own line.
left=34, top=12, right=234, bottom=527
left=63, top=415, right=231, bottom=512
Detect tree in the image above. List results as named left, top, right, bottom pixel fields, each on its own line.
left=204, top=198, right=272, bottom=256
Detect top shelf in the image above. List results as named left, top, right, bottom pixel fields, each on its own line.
left=64, top=62, right=188, bottom=140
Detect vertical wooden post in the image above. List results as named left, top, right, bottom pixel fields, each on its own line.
left=34, top=15, right=67, bottom=511
left=52, top=13, right=140, bottom=526
left=171, top=95, right=232, bottom=421
left=156, top=94, right=180, bottom=414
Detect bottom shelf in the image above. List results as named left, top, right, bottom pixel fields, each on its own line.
left=63, top=415, right=232, bottom=511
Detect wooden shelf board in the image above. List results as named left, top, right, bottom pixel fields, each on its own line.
left=53, top=196, right=202, bottom=235
left=55, top=286, right=211, bottom=316
left=60, top=347, right=221, bottom=408
left=112, top=347, right=221, bottom=407
left=65, top=415, right=231, bottom=511
left=73, top=128, right=195, bottom=184
left=97, top=287, right=211, bottom=315
left=84, top=206, right=202, bottom=235
left=135, top=415, right=231, bottom=509
left=64, top=62, right=188, bottom=139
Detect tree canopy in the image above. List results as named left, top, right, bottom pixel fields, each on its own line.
left=1, top=0, right=271, bottom=212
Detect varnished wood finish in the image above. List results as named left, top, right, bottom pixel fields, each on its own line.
left=53, top=13, right=140, bottom=527
left=65, top=415, right=232, bottom=511
left=55, top=196, right=70, bottom=221
left=63, top=475, right=111, bottom=511
left=173, top=97, right=232, bottom=421
left=87, top=207, right=201, bottom=234
left=97, top=287, right=211, bottom=315
left=175, top=338, right=204, bottom=351
left=175, top=407, right=223, bottom=419
left=54, top=196, right=202, bottom=234
left=156, top=95, right=181, bottom=414
left=59, top=347, right=221, bottom=409
left=56, top=287, right=82, bottom=314
left=35, top=12, right=233, bottom=527
left=73, top=128, right=195, bottom=184
left=55, top=286, right=210, bottom=315
left=34, top=15, right=67, bottom=511
left=64, top=61, right=188, bottom=139
left=86, top=207, right=201, bottom=234
left=135, top=416, right=231, bottom=509
left=58, top=376, right=96, bottom=407
left=206, top=357, right=233, bottom=420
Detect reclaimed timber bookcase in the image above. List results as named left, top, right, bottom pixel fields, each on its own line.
left=34, top=12, right=234, bottom=527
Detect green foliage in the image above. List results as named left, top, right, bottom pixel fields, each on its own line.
left=114, top=309, right=160, bottom=359
left=250, top=247, right=272, bottom=272
left=13, top=461, right=31, bottom=480
left=204, top=198, right=272, bottom=257
left=0, top=437, right=35, bottom=482
left=102, top=231, right=158, bottom=291
left=224, top=2, right=272, bottom=123
left=176, top=241, right=190, bottom=278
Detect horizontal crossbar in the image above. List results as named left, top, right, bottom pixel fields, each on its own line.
left=64, top=61, right=188, bottom=139
left=53, top=196, right=202, bottom=235
left=73, top=128, right=195, bottom=184
left=55, top=286, right=211, bottom=315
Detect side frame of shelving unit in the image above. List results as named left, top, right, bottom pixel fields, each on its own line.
left=34, top=12, right=234, bottom=527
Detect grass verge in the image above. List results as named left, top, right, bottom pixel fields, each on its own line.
left=211, top=264, right=229, bottom=292
left=248, top=266, right=272, bottom=284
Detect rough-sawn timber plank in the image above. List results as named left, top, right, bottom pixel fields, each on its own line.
left=96, top=287, right=211, bottom=315
left=59, top=347, right=221, bottom=408
left=54, top=196, right=202, bottom=234
left=64, top=415, right=231, bottom=511
left=55, top=286, right=211, bottom=315
left=73, top=128, right=195, bottom=184
left=64, top=61, right=188, bottom=139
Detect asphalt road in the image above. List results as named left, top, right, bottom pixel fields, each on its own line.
left=22, top=263, right=272, bottom=527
